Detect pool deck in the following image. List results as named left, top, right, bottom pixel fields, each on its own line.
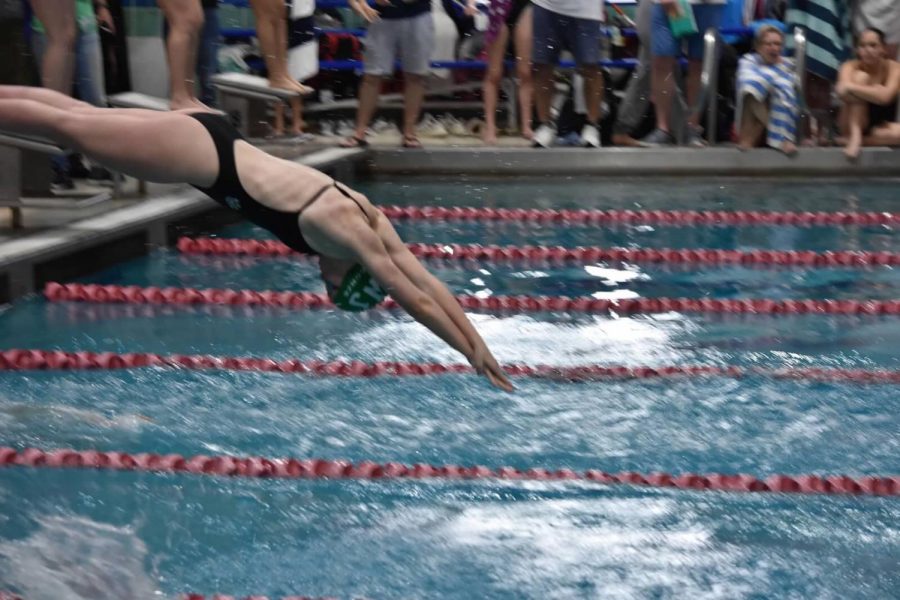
left=1, top=141, right=899, bottom=303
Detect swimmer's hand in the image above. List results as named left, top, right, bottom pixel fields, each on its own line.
left=470, top=342, right=515, bottom=392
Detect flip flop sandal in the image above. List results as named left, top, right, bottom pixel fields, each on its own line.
left=340, top=136, right=369, bottom=148
left=402, top=136, right=423, bottom=149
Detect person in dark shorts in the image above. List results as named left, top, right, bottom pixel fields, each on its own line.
left=0, top=84, right=514, bottom=392
left=836, top=28, right=900, bottom=159
left=530, top=0, right=605, bottom=148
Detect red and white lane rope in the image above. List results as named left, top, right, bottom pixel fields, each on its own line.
left=181, top=596, right=335, bottom=600
left=177, top=237, right=900, bottom=268
left=377, top=205, right=899, bottom=227
left=43, top=282, right=900, bottom=316
left=3, top=349, right=900, bottom=385
left=1, top=446, right=897, bottom=497
left=0, top=594, right=331, bottom=600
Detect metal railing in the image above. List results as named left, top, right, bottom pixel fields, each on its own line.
left=793, top=26, right=809, bottom=118
left=696, top=27, right=722, bottom=144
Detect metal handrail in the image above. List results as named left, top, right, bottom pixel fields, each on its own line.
left=697, top=27, right=721, bottom=143
left=793, top=26, right=809, bottom=114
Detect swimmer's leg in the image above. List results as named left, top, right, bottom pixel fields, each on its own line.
left=0, top=84, right=92, bottom=110
left=0, top=99, right=218, bottom=185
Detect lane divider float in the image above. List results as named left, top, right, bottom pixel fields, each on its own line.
left=1, top=446, right=897, bottom=497
left=377, top=205, right=899, bottom=227
left=44, top=282, right=900, bottom=316
left=3, top=349, right=900, bottom=385
left=177, top=237, right=900, bottom=268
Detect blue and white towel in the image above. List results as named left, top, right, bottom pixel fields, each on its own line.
left=737, top=52, right=799, bottom=145
left=288, top=0, right=318, bottom=83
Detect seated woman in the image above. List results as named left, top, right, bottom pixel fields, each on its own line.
left=735, top=25, right=799, bottom=155
left=837, top=27, right=900, bottom=160
left=0, top=85, right=513, bottom=392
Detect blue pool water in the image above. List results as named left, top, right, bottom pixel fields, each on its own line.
left=1, top=178, right=899, bottom=599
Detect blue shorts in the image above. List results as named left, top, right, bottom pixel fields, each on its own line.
left=651, top=3, right=724, bottom=60
left=531, top=3, right=602, bottom=67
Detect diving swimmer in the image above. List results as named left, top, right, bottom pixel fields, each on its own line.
left=0, top=85, right=513, bottom=392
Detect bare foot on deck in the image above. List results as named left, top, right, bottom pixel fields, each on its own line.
left=268, top=76, right=314, bottom=96
left=779, top=141, right=798, bottom=156
left=482, top=127, right=498, bottom=146
left=844, top=129, right=862, bottom=161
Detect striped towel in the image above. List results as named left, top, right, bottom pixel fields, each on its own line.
left=784, top=0, right=851, bottom=81
left=737, top=53, right=799, bottom=145
left=288, top=0, right=318, bottom=83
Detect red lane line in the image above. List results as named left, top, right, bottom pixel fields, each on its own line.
left=176, top=237, right=900, bottom=268
left=43, top=282, right=900, bottom=316
left=376, top=206, right=898, bottom=227
left=2, top=446, right=897, bottom=497
left=3, top=349, right=900, bottom=385
left=1, top=595, right=330, bottom=600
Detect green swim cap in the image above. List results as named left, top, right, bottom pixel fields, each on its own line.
left=332, top=264, right=386, bottom=311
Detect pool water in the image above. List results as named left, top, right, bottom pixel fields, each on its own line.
left=0, top=178, right=898, bottom=599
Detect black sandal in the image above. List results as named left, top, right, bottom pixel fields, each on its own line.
left=402, top=135, right=423, bottom=149
left=340, top=136, right=369, bottom=148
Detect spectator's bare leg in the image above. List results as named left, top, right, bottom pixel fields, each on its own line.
left=273, top=101, right=285, bottom=136
left=650, top=55, right=677, bottom=134
left=533, top=64, right=555, bottom=125
left=482, top=24, right=510, bottom=145
left=158, top=0, right=205, bottom=110
left=841, top=71, right=871, bottom=160
left=250, top=0, right=310, bottom=95
left=864, top=122, right=900, bottom=146
left=737, top=95, right=766, bottom=151
left=685, top=58, right=703, bottom=129
left=513, top=6, right=534, bottom=139
left=578, top=65, right=603, bottom=126
left=402, top=73, right=426, bottom=146
left=350, top=74, right=382, bottom=142
left=290, top=96, right=304, bottom=135
left=29, top=0, right=76, bottom=94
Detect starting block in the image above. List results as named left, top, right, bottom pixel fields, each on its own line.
left=212, top=72, right=307, bottom=137
left=0, top=131, right=112, bottom=229
left=107, top=92, right=170, bottom=111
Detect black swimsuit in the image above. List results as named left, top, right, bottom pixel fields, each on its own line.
left=188, top=112, right=366, bottom=255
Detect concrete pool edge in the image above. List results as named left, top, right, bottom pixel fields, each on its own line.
left=365, top=146, right=900, bottom=176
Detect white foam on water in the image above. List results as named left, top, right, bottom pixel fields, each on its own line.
left=0, top=515, right=159, bottom=600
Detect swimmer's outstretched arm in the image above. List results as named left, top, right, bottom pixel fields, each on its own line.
left=370, top=211, right=513, bottom=390
left=307, top=207, right=514, bottom=392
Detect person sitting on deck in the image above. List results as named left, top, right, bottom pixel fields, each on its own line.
left=736, top=25, right=800, bottom=155
left=836, top=27, right=900, bottom=160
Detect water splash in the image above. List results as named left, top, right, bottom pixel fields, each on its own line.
left=0, top=515, right=159, bottom=600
